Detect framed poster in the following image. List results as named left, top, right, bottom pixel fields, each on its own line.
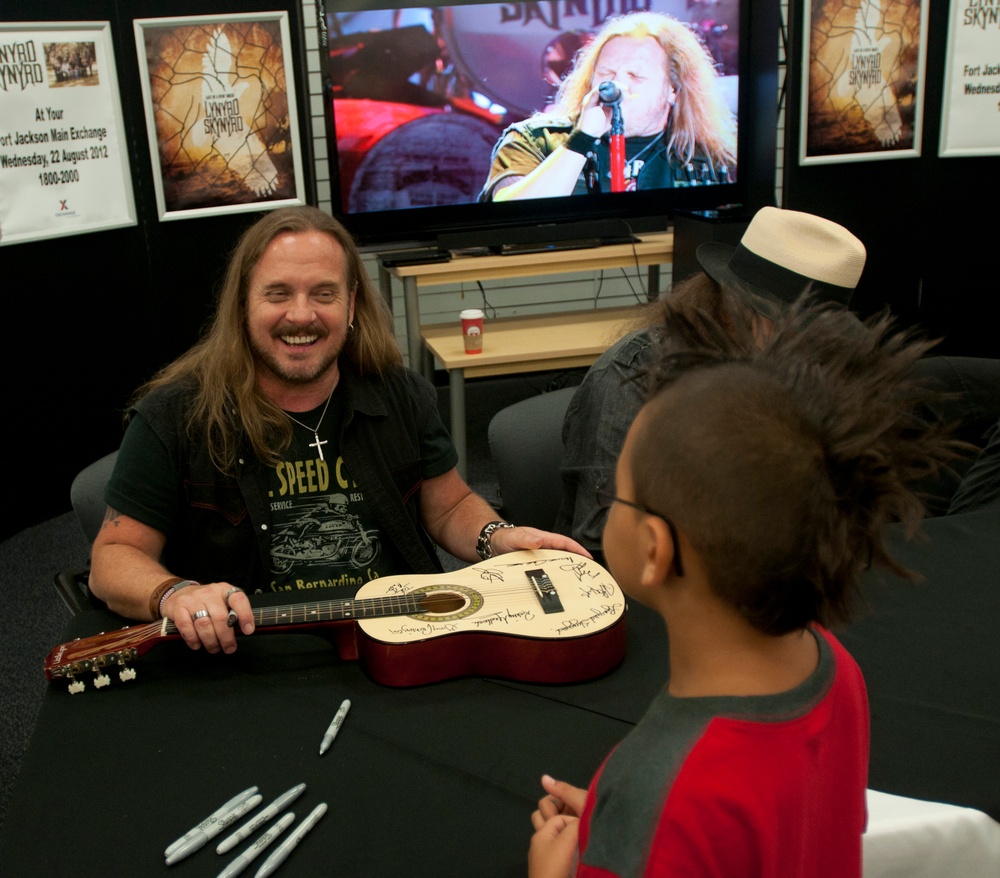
left=0, top=21, right=136, bottom=247
left=939, top=0, right=1000, bottom=157
left=799, top=0, right=929, bottom=165
left=134, top=11, right=305, bottom=221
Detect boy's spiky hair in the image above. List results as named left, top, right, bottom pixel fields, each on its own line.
left=631, top=296, right=960, bottom=635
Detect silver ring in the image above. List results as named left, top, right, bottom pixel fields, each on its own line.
left=192, top=609, right=210, bottom=620
left=224, top=587, right=242, bottom=602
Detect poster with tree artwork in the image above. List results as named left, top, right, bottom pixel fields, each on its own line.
left=134, top=12, right=305, bottom=220
left=799, top=0, right=929, bottom=165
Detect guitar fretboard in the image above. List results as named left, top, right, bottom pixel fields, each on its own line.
left=253, top=594, right=428, bottom=627
left=161, top=593, right=446, bottom=635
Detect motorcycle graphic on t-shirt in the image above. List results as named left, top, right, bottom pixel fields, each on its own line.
left=270, top=493, right=380, bottom=573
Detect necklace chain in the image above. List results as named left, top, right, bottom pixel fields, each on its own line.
left=286, top=389, right=334, bottom=461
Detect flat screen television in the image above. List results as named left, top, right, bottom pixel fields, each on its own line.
left=318, top=0, right=776, bottom=253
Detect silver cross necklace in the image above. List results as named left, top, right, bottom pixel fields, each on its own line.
left=285, top=388, right=334, bottom=461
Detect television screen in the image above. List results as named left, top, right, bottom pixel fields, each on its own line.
left=321, top=0, right=762, bottom=251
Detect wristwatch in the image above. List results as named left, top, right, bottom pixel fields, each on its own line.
left=476, top=520, right=515, bottom=560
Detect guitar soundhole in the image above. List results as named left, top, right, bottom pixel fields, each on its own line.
left=418, top=593, right=465, bottom=613
left=409, top=585, right=483, bottom=622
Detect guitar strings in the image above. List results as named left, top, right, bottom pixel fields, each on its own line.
left=251, top=580, right=609, bottom=622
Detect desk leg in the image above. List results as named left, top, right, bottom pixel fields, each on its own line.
left=404, top=276, right=425, bottom=375
left=449, top=368, right=467, bottom=480
left=647, top=264, right=660, bottom=302
left=377, top=261, right=394, bottom=314
left=421, top=345, right=435, bottom=378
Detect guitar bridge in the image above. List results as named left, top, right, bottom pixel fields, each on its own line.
left=525, top=569, right=564, bottom=614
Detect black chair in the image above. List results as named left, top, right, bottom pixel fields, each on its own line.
left=487, top=386, right=576, bottom=531
left=53, top=451, right=118, bottom=613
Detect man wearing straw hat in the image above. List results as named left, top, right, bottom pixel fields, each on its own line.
left=556, top=206, right=1000, bottom=560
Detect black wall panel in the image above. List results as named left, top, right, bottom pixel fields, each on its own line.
left=1, top=0, right=314, bottom=539
left=783, top=0, right=997, bottom=359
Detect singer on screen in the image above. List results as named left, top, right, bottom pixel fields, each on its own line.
left=478, top=11, right=736, bottom=201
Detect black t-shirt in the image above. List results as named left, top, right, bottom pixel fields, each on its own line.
left=267, top=384, right=408, bottom=594
left=108, top=377, right=458, bottom=595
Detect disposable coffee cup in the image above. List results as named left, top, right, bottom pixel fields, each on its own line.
left=460, top=309, right=485, bottom=354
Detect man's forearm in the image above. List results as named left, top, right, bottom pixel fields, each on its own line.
left=424, top=491, right=501, bottom=563
left=492, top=147, right=588, bottom=201
left=89, top=542, right=175, bottom=621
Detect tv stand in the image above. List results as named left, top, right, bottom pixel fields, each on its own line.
left=377, top=231, right=674, bottom=476
left=378, top=231, right=673, bottom=370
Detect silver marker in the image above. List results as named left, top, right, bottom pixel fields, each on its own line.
left=254, top=803, right=327, bottom=878
left=166, top=794, right=262, bottom=865
left=165, top=786, right=259, bottom=858
left=319, top=699, right=351, bottom=755
left=216, top=783, right=306, bottom=855
left=216, top=812, right=296, bottom=878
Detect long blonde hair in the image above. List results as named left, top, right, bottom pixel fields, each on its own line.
left=137, top=206, right=403, bottom=472
left=546, top=12, right=736, bottom=170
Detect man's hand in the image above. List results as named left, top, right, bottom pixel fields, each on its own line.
left=163, top=583, right=255, bottom=654
left=488, top=528, right=593, bottom=561
left=578, top=84, right=613, bottom=138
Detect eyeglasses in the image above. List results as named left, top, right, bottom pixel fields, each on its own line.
left=596, top=486, right=685, bottom=576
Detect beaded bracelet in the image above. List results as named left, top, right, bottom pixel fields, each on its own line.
left=149, top=577, right=199, bottom=619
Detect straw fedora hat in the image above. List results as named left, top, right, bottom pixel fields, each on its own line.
left=696, top=207, right=866, bottom=314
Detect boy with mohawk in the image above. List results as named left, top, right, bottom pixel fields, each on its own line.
left=528, top=300, right=955, bottom=878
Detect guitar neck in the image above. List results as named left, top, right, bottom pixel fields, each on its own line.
left=47, top=592, right=437, bottom=680
left=243, top=593, right=430, bottom=630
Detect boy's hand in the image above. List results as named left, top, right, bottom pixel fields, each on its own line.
left=533, top=774, right=588, bottom=825
left=528, top=814, right=579, bottom=878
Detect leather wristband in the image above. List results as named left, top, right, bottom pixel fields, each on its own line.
left=476, top=520, right=515, bottom=560
left=564, top=129, right=596, bottom=157
left=150, top=577, right=198, bottom=619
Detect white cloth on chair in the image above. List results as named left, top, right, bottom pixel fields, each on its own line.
left=863, top=789, right=1000, bottom=877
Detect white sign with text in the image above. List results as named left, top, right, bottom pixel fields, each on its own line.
left=0, top=21, right=135, bottom=246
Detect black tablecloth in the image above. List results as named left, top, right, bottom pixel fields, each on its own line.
left=839, top=506, right=1000, bottom=820
left=3, top=505, right=997, bottom=875
left=0, top=599, right=666, bottom=877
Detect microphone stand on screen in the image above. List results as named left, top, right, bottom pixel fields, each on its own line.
left=599, top=80, right=626, bottom=193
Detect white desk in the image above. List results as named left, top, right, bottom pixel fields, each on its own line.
left=864, top=789, right=1000, bottom=877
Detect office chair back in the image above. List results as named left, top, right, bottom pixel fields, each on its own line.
left=55, top=450, right=119, bottom=613
left=70, top=450, right=119, bottom=544
left=487, top=387, right=576, bottom=531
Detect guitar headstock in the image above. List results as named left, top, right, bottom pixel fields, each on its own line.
left=44, top=622, right=167, bottom=694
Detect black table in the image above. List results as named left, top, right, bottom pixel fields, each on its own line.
left=3, top=505, right=997, bottom=876
left=0, top=592, right=668, bottom=877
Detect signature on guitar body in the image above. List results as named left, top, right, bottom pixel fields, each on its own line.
left=44, top=550, right=627, bottom=692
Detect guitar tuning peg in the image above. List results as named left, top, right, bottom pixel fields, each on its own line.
left=68, top=679, right=85, bottom=695
left=93, top=673, right=111, bottom=689
left=119, top=667, right=137, bottom=683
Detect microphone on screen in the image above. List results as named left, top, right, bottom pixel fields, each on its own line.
left=598, top=81, right=624, bottom=106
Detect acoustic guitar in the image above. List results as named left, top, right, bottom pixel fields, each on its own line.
left=44, top=550, right=627, bottom=693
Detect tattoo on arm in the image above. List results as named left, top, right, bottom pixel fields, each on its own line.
left=102, top=506, right=123, bottom=527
